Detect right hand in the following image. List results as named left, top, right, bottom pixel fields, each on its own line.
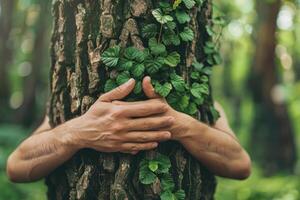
left=70, top=78, right=174, bottom=155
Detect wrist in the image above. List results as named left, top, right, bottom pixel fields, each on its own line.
left=174, top=112, right=206, bottom=142
left=57, top=117, right=85, bottom=152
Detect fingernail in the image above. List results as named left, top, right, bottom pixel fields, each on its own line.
left=127, top=78, right=135, bottom=84
left=153, top=143, right=158, bottom=148
left=165, top=132, right=171, bottom=138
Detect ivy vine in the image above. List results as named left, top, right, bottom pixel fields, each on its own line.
left=100, top=0, right=224, bottom=199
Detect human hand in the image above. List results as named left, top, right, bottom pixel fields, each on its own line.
left=112, top=77, right=192, bottom=141
left=70, top=79, right=174, bottom=154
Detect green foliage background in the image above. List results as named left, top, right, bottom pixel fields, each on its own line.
left=0, top=0, right=300, bottom=199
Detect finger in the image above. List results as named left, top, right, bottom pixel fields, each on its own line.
left=124, top=116, right=174, bottom=131
left=121, top=142, right=158, bottom=152
left=117, top=100, right=168, bottom=117
left=112, top=98, right=162, bottom=106
left=99, top=78, right=135, bottom=102
left=124, top=131, right=171, bottom=143
left=142, top=76, right=160, bottom=99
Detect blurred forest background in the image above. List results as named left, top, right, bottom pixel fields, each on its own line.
left=0, top=0, right=300, bottom=199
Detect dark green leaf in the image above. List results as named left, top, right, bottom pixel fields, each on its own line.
left=155, top=82, right=173, bottom=97
left=175, top=10, right=191, bottom=24
left=131, top=63, right=145, bottom=78
left=161, top=173, right=175, bottom=191
left=142, top=24, right=158, bottom=38
left=164, top=52, right=181, bottom=67
left=149, top=38, right=167, bottom=55
left=104, top=79, right=117, bottom=92
left=101, top=46, right=121, bottom=67
left=180, top=27, right=194, bottom=42
left=116, top=71, right=131, bottom=85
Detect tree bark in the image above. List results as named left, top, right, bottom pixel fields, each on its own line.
left=0, top=0, right=15, bottom=121
left=249, top=0, right=297, bottom=175
left=47, top=0, right=217, bottom=199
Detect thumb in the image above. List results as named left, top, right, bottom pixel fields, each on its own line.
left=99, top=79, right=135, bottom=102
left=142, top=76, right=160, bottom=99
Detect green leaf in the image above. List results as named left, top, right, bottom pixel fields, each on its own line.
left=164, top=52, right=181, bottom=67
left=155, top=82, right=173, bottom=97
left=200, top=75, right=209, bottom=83
left=183, top=0, right=196, bottom=9
left=191, top=71, right=200, bottom=80
left=162, top=30, right=180, bottom=46
left=170, top=73, right=185, bottom=92
left=139, top=162, right=157, bottom=185
left=104, top=79, right=117, bottom=92
left=185, top=102, right=198, bottom=115
left=148, top=161, right=159, bottom=172
left=206, top=25, right=215, bottom=36
left=202, top=67, right=212, bottom=75
left=124, top=47, right=143, bottom=61
left=145, top=57, right=164, bottom=74
left=152, top=9, right=174, bottom=24
left=160, top=191, right=176, bottom=200
left=213, top=52, right=222, bottom=65
left=192, top=59, right=204, bottom=72
left=174, top=189, right=186, bottom=200
left=195, top=0, right=204, bottom=5
left=149, top=38, right=167, bottom=55
left=161, top=173, right=175, bottom=191
left=116, top=71, right=131, bottom=85
left=178, top=95, right=190, bottom=111
left=166, top=21, right=177, bottom=30
left=180, top=27, right=194, bottom=42
left=190, top=83, right=209, bottom=99
left=131, top=63, right=145, bottom=78
left=134, top=81, right=142, bottom=94
left=142, top=24, right=158, bottom=38
left=101, top=46, right=121, bottom=67
left=119, top=58, right=133, bottom=71
left=156, top=153, right=172, bottom=173
left=175, top=10, right=191, bottom=24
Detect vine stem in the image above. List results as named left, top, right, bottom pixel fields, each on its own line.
left=158, top=24, right=163, bottom=43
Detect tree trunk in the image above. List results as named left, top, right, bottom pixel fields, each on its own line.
left=0, top=0, right=15, bottom=121
left=14, top=0, right=52, bottom=127
left=47, top=0, right=217, bottom=199
left=249, top=0, right=297, bottom=175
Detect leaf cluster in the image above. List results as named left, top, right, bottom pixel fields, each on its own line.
left=100, top=1, right=223, bottom=199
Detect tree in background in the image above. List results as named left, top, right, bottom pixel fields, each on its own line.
left=46, top=0, right=220, bottom=199
left=0, top=0, right=15, bottom=122
left=249, top=0, right=297, bottom=175
left=14, top=0, right=52, bottom=127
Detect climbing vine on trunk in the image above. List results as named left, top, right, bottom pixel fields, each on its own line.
left=101, top=1, right=222, bottom=199
left=47, top=0, right=223, bottom=199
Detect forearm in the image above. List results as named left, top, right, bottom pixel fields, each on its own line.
left=6, top=121, right=78, bottom=182
left=178, top=116, right=251, bottom=179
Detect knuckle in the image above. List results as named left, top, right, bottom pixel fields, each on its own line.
left=139, top=134, right=149, bottom=142
left=111, top=123, right=124, bottom=132
left=110, top=107, right=123, bottom=118
left=130, top=144, right=139, bottom=151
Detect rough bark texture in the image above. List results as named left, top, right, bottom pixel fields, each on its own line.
left=0, top=0, right=14, bottom=120
left=47, top=0, right=216, bottom=199
left=249, top=0, right=297, bottom=175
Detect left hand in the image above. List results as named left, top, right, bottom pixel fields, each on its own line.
left=113, top=76, right=191, bottom=141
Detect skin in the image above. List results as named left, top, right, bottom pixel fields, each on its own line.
left=6, top=77, right=251, bottom=183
